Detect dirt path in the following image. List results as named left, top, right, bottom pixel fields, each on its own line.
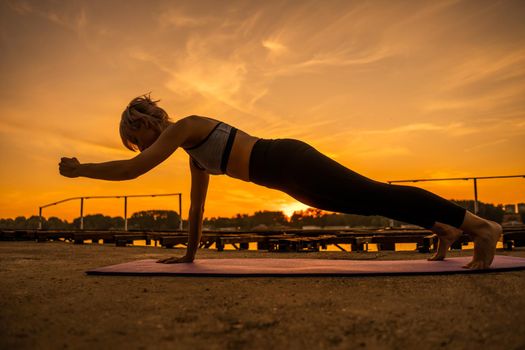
left=1, top=242, right=524, bottom=350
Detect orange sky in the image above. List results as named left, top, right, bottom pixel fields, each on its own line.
left=1, top=0, right=524, bottom=222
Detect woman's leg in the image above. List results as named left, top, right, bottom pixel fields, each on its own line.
left=280, top=141, right=468, bottom=229
left=427, top=222, right=463, bottom=261
left=249, top=138, right=501, bottom=269
left=429, top=213, right=502, bottom=269
left=458, top=211, right=502, bottom=269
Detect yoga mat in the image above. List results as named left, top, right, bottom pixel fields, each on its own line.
left=86, top=255, right=525, bottom=276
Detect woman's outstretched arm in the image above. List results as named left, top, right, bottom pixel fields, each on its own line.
left=59, top=157, right=137, bottom=181
left=59, top=118, right=189, bottom=180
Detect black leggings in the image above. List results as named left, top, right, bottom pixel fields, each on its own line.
left=248, top=138, right=467, bottom=229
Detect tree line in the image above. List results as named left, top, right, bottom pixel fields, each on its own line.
left=0, top=200, right=515, bottom=230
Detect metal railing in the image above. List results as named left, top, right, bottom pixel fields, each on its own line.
left=37, top=174, right=524, bottom=231
left=387, top=175, right=525, bottom=214
left=38, top=193, right=183, bottom=231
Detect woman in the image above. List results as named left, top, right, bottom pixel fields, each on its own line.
left=59, top=93, right=502, bottom=269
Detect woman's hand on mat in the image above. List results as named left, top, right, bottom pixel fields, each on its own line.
left=59, top=157, right=81, bottom=178
left=156, top=255, right=194, bottom=264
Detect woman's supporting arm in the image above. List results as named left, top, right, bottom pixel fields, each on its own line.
left=184, top=156, right=210, bottom=259
left=186, top=207, right=204, bottom=259
left=156, top=152, right=210, bottom=264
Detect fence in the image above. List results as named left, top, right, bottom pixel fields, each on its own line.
left=38, top=193, right=183, bottom=230
left=388, top=174, right=525, bottom=214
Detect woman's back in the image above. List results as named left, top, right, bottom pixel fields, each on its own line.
left=182, top=115, right=260, bottom=181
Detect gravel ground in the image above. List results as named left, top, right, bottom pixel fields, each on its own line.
left=1, top=241, right=524, bottom=350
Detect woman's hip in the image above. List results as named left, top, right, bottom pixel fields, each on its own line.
left=248, top=137, right=379, bottom=194
left=248, top=138, right=312, bottom=189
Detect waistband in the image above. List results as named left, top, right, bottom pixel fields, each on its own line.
left=249, top=138, right=269, bottom=182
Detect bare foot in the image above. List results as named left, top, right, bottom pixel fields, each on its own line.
left=462, top=219, right=502, bottom=269
left=427, top=222, right=463, bottom=261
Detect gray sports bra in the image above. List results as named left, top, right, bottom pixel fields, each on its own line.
left=182, top=120, right=238, bottom=175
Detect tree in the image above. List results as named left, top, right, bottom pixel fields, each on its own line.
left=252, top=210, right=288, bottom=227
left=14, top=216, right=26, bottom=229
left=128, top=210, right=181, bottom=230
left=73, top=214, right=115, bottom=230
left=451, top=200, right=504, bottom=223
left=42, top=216, right=69, bottom=230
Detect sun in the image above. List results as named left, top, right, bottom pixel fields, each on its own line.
left=280, top=202, right=312, bottom=219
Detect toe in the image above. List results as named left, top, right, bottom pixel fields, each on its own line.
left=462, top=260, right=474, bottom=269
left=473, top=262, right=483, bottom=269
left=428, top=255, right=444, bottom=261
left=470, top=261, right=488, bottom=270
left=480, top=261, right=489, bottom=269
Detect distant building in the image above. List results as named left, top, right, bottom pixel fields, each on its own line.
left=504, top=204, right=516, bottom=214
left=302, top=225, right=322, bottom=230
left=502, top=203, right=523, bottom=225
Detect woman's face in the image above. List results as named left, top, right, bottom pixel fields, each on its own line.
left=129, top=121, right=159, bottom=152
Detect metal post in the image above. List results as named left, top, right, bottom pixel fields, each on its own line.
left=179, top=193, right=183, bottom=230
left=387, top=182, right=394, bottom=227
left=124, top=196, right=128, bottom=231
left=473, top=178, right=479, bottom=214
left=80, top=197, right=84, bottom=230
left=38, top=207, right=43, bottom=230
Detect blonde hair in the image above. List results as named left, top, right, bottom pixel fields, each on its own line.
left=119, top=92, right=171, bottom=152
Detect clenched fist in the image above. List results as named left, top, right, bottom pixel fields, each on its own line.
left=59, top=157, right=81, bottom=178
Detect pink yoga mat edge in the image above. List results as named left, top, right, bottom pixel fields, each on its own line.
left=85, top=255, right=525, bottom=277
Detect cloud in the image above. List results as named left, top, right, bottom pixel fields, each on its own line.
left=464, top=138, right=508, bottom=153
left=6, top=1, right=88, bottom=34
left=0, top=119, right=126, bottom=157
left=357, top=122, right=479, bottom=137
left=263, top=45, right=394, bottom=77
left=120, top=0, right=472, bottom=139
left=46, top=7, right=87, bottom=33
left=158, top=9, right=210, bottom=28
left=354, top=146, right=412, bottom=158
left=5, top=0, right=33, bottom=15
left=262, top=39, right=288, bottom=57
left=129, top=12, right=274, bottom=121
left=422, top=48, right=525, bottom=117
left=439, top=48, right=525, bottom=93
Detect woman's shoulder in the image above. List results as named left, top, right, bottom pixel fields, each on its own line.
left=180, top=115, right=225, bottom=150
left=183, top=115, right=225, bottom=132
left=186, top=115, right=221, bottom=123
